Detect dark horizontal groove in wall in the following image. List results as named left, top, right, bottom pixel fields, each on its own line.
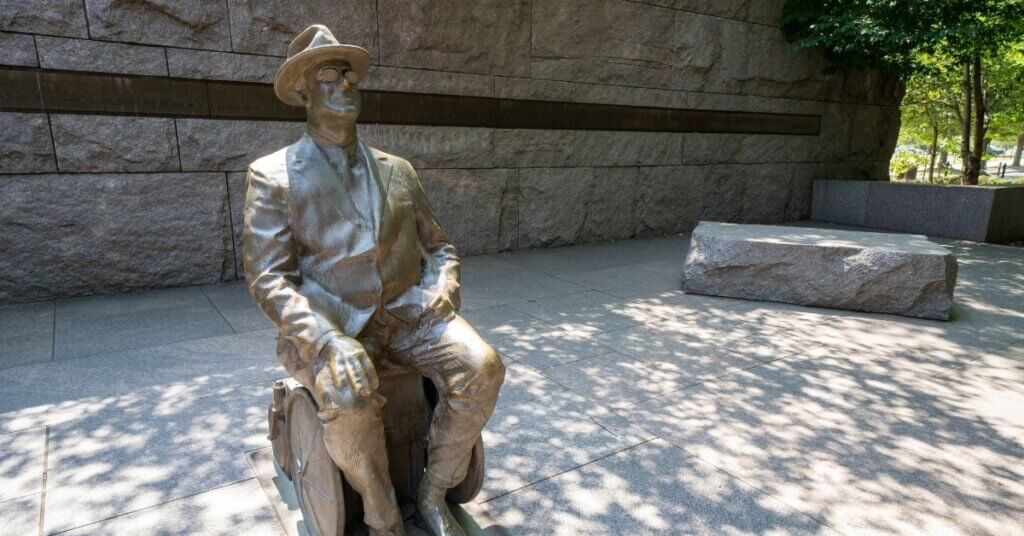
left=0, top=67, right=820, bottom=136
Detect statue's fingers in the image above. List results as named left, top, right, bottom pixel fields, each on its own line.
left=361, top=354, right=379, bottom=390
left=343, top=357, right=367, bottom=396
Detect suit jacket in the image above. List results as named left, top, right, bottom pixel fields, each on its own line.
left=242, top=133, right=460, bottom=372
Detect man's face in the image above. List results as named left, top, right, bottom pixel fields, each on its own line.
left=301, top=59, right=361, bottom=122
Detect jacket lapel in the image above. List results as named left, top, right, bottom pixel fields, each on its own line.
left=363, top=142, right=394, bottom=240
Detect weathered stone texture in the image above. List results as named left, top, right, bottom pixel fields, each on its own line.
left=176, top=119, right=305, bottom=171
left=360, top=125, right=493, bottom=169
left=363, top=65, right=494, bottom=97
left=673, top=13, right=739, bottom=93
left=494, top=77, right=576, bottom=102
left=0, top=32, right=38, bottom=67
left=166, top=49, right=280, bottom=83
left=50, top=115, right=179, bottom=172
left=378, top=0, right=530, bottom=77
left=418, top=168, right=518, bottom=254
left=574, top=83, right=688, bottom=108
left=636, top=166, right=702, bottom=235
left=740, top=166, right=795, bottom=224
left=35, top=36, right=168, bottom=76
left=683, top=222, right=958, bottom=320
left=587, top=167, right=638, bottom=241
left=518, top=167, right=593, bottom=248
left=0, top=113, right=56, bottom=173
left=0, top=173, right=233, bottom=302
left=0, top=0, right=88, bottom=37
left=227, top=0, right=377, bottom=57
left=682, top=133, right=817, bottom=165
left=532, top=0, right=676, bottom=88
left=84, top=0, right=231, bottom=50
left=494, top=129, right=575, bottom=168
left=742, top=24, right=830, bottom=101
left=573, top=131, right=681, bottom=167
left=227, top=171, right=247, bottom=279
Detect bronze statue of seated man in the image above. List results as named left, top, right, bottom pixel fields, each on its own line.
left=243, top=24, right=505, bottom=536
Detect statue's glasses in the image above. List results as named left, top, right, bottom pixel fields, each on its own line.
left=317, top=66, right=360, bottom=87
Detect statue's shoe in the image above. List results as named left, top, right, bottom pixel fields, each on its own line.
left=368, top=519, right=408, bottom=536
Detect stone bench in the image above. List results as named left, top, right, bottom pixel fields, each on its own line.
left=682, top=222, right=958, bottom=320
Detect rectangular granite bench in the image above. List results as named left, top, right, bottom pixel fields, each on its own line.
left=682, top=222, right=958, bottom=320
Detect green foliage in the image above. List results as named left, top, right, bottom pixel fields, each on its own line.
left=891, top=150, right=929, bottom=177
left=781, top=0, right=1024, bottom=74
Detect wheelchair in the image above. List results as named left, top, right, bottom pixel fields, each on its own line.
left=267, top=360, right=485, bottom=536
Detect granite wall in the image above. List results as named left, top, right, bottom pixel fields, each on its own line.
left=0, top=0, right=902, bottom=302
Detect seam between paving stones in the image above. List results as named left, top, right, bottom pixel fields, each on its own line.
left=36, top=426, right=49, bottom=536
left=199, top=284, right=240, bottom=334
left=478, top=438, right=656, bottom=504
left=46, top=476, right=260, bottom=535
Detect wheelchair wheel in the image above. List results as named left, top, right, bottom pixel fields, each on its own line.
left=446, top=436, right=485, bottom=503
left=287, top=388, right=346, bottom=536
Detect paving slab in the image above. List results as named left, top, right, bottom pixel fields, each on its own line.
left=622, top=346, right=1024, bottom=535
left=483, top=439, right=831, bottom=535
left=508, top=291, right=642, bottom=334
left=544, top=338, right=762, bottom=410
left=482, top=363, right=652, bottom=501
left=459, top=268, right=587, bottom=310
left=557, top=260, right=683, bottom=298
left=54, top=286, right=234, bottom=360
left=43, top=384, right=271, bottom=533
left=0, top=426, right=46, bottom=502
left=0, top=301, right=53, bottom=368
left=59, top=479, right=282, bottom=536
left=484, top=319, right=613, bottom=370
left=0, top=493, right=40, bottom=535
left=0, top=329, right=281, bottom=433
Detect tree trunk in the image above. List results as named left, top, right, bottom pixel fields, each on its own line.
left=1014, top=135, right=1023, bottom=167
left=961, top=59, right=975, bottom=185
left=980, top=136, right=992, bottom=173
left=967, top=54, right=986, bottom=185
left=928, top=125, right=938, bottom=183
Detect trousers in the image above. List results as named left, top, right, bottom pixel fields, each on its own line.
left=298, top=310, right=505, bottom=530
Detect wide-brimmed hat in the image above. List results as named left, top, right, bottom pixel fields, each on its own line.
left=273, top=24, right=370, bottom=107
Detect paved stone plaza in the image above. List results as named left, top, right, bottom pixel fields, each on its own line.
left=2, top=226, right=1023, bottom=535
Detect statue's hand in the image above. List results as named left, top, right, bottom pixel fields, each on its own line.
left=315, top=336, right=379, bottom=398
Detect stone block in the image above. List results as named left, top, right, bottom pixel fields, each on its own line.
left=50, top=115, right=179, bottom=172
left=418, top=168, right=517, bottom=255
left=742, top=24, right=830, bottom=101
left=518, top=167, right=593, bottom=247
left=0, top=32, right=38, bottom=67
left=36, top=35, right=167, bottom=76
left=227, top=171, right=246, bottom=279
left=0, top=0, right=88, bottom=37
left=573, top=83, right=690, bottom=108
left=864, top=182, right=996, bottom=242
left=683, top=222, right=958, bottom=320
left=532, top=0, right=676, bottom=88
left=227, top=0, right=377, bottom=57
left=669, top=0, right=749, bottom=20
left=699, top=167, right=746, bottom=223
left=493, top=77, right=576, bottom=102
left=166, top=49, right=279, bottom=83
left=0, top=173, right=233, bottom=302
left=673, top=12, right=734, bottom=92
left=0, top=113, right=57, bottom=173
left=740, top=165, right=794, bottom=224
left=493, top=129, right=574, bottom=168
left=636, top=166, right=702, bottom=235
left=362, top=65, right=494, bottom=97
left=810, top=179, right=869, bottom=225
left=176, top=118, right=304, bottom=171
left=85, top=0, right=230, bottom=50
left=585, top=167, right=639, bottom=241
left=572, top=131, right=681, bottom=167
left=378, top=0, right=529, bottom=77
left=746, top=0, right=786, bottom=25
left=359, top=125, right=493, bottom=169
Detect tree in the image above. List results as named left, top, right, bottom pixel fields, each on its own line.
left=782, top=0, right=1024, bottom=184
left=900, top=61, right=961, bottom=181
left=986, top=43, right=1024, bottom=167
